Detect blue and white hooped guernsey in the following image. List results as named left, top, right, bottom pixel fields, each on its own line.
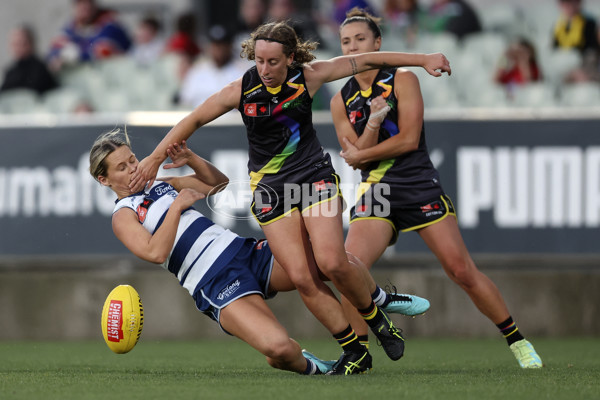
left=113, top=181, right=246, bottom=297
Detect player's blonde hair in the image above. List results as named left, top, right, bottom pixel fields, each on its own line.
left=241, top=21, right=318, bottom=68
left=89, top=127, right=131, bottom=181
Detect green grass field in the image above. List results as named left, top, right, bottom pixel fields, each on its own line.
left=1, top=338, right=598, bottom=400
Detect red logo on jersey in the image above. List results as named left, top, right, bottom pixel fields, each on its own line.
left=244, top=103, right=257, bottom=116
left=356, top=204, right=368, bottom=214
left=261, top=206, right=273, bottom=214
left=136, top=199, right=152, bottom=223
left=313, top=180, right=329, bottom=191
left=349, top=110, right=364, bottom=124
left=420, top=202, right=441, bottom=213
left=244, top=103, right=270, bottom=117
left=255, top=240, right=267, bottom=250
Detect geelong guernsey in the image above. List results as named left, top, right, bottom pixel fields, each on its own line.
left=113, top=181, right=246, bottom=297
left=341, top=68, right=442, bottom=203
left=238, top=66, right=325, bottom=187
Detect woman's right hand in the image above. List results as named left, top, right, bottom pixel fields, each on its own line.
left=173, top=188, right=206, bottom=211
left=129, top=155, right=162, bottom=193
left=367, top=96, right=391, bottom=127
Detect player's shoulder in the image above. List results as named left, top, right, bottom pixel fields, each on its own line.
left=394, top=68, right=419, bottom=81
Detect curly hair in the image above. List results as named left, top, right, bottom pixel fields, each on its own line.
left=341, top=7, right=383, bottom=39
left=240, top=21, right=318, bottom=68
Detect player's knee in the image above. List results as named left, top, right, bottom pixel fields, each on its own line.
left=445, top=258, right=477, bottom=288
left=264, top=338, right=296, bottom=364
left=314, top=254, right=346, bottom=279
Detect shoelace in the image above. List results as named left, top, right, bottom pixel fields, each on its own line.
left=342, top=353, right=367, bottom=375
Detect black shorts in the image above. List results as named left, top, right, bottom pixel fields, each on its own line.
left=350, top=193, right=456, bottom=245
left=250, top=156, right=342, bottom=225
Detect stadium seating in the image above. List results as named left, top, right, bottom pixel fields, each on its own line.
left=0, top=89, right=41, bottom=114
left=0, top=3, right=599, bottom=116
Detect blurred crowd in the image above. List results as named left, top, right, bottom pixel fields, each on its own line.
left=0, top=0, right=599, bottom=114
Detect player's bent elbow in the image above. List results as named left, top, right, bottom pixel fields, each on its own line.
left=145, top=249, right=169, bottom=264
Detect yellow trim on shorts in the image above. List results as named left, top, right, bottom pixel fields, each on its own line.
left=300, top=173, right=344, bottom=214
left=300, top=190, right=341, bottom=214
left=349, top=216, right=396, bottom=231
left=401, top=195, right=456, bottom=232
left=251, top=203, right=299, bottom=226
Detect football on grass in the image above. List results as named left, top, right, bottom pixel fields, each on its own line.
left=101, top=284, right=144, bottom=354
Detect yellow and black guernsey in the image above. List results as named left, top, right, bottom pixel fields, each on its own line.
left=342, top=68, right=453, bottom=239
left=238, top=66, right=340, bottom=224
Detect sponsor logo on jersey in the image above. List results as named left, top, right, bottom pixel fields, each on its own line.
left=421, top=201, right=443, bottom=217
left=281, top=97, right=303, bottom=110
left=217, top=280, right=241, bottom=300
left=106, top=300, right=124, bottom=342
left=349, top=109, right=365, bottom=125
left=356, top=204, right=368, bottom=215
left=260, top=206, right=273, bottom=214
left=255, top=240, right=267, bottom=250
left=136, top=199, right=154, bottom=224
left=244, top=103, right=270, bottom=117
left=245, top=88, right=261, bottom=98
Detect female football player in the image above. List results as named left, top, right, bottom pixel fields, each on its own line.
left=128, top=20, right=450, bottom=374
left=90, top=129, right=428, bottom=375
left=330, top=8, right=542, bottom=368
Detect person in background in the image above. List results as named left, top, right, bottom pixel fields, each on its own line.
left=333, top=0, right=376, bottom=25
left=178, top=25, right=250, bottom=109
left=233, top=0, right=268, bottom=52
left=494, top=37, right=542, bottom=92
left=383, top=0, right=424, bottom=47
left=1, top=25, right=58, bottom=95
left=552, top=0, right=599, bottom=55
left=165, top=12, right=201, bottom=60
left=130, top=15, right=166, bottom=68
left=47, top=0, right=131, bottom=72
left=267, top=0, right=322, bottom=44
left=424, top=0, right=481, bottom=40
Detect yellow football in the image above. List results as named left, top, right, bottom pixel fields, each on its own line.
left=101, top=284, right=144, bottom=354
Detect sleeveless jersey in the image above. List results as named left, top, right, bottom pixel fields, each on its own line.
left=113, top=181, right=246, bottom=297
left=341, top=68, right=442, bottom=203
left=238, top=66, right=326, bottom=180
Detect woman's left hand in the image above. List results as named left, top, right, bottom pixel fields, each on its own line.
left=340, top=138, right=364, bottom=170
left=423, top=53, right=451, bottom=77
left=164, top=140, right=191, bottom=170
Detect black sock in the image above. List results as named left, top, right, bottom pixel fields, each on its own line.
left=497, top=316, right=525, bottom=346
left=358, top=302, right=384, bottom=329
left=358, top=334, right=369, bottom=350
left=333, top=325, right=364, bottom=353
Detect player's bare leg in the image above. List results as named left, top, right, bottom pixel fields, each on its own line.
left=418, top=216, right=543, bottom=368
left=219, top=294, right=310, bottom=373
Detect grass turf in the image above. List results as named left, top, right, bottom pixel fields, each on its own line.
left=1, top=338, right=598, bottom=400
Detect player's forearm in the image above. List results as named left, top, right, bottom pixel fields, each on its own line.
left=150, top=116, right=200, bottom=162
left=355, top=136, right=418, bottom=164
left=187, top=153, right=229, bottom=189
left=357, top=52, right=426, bottom=72
left=146, top=207, right=183, bottom=263
left=353, top=124, right=380, bottom=149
